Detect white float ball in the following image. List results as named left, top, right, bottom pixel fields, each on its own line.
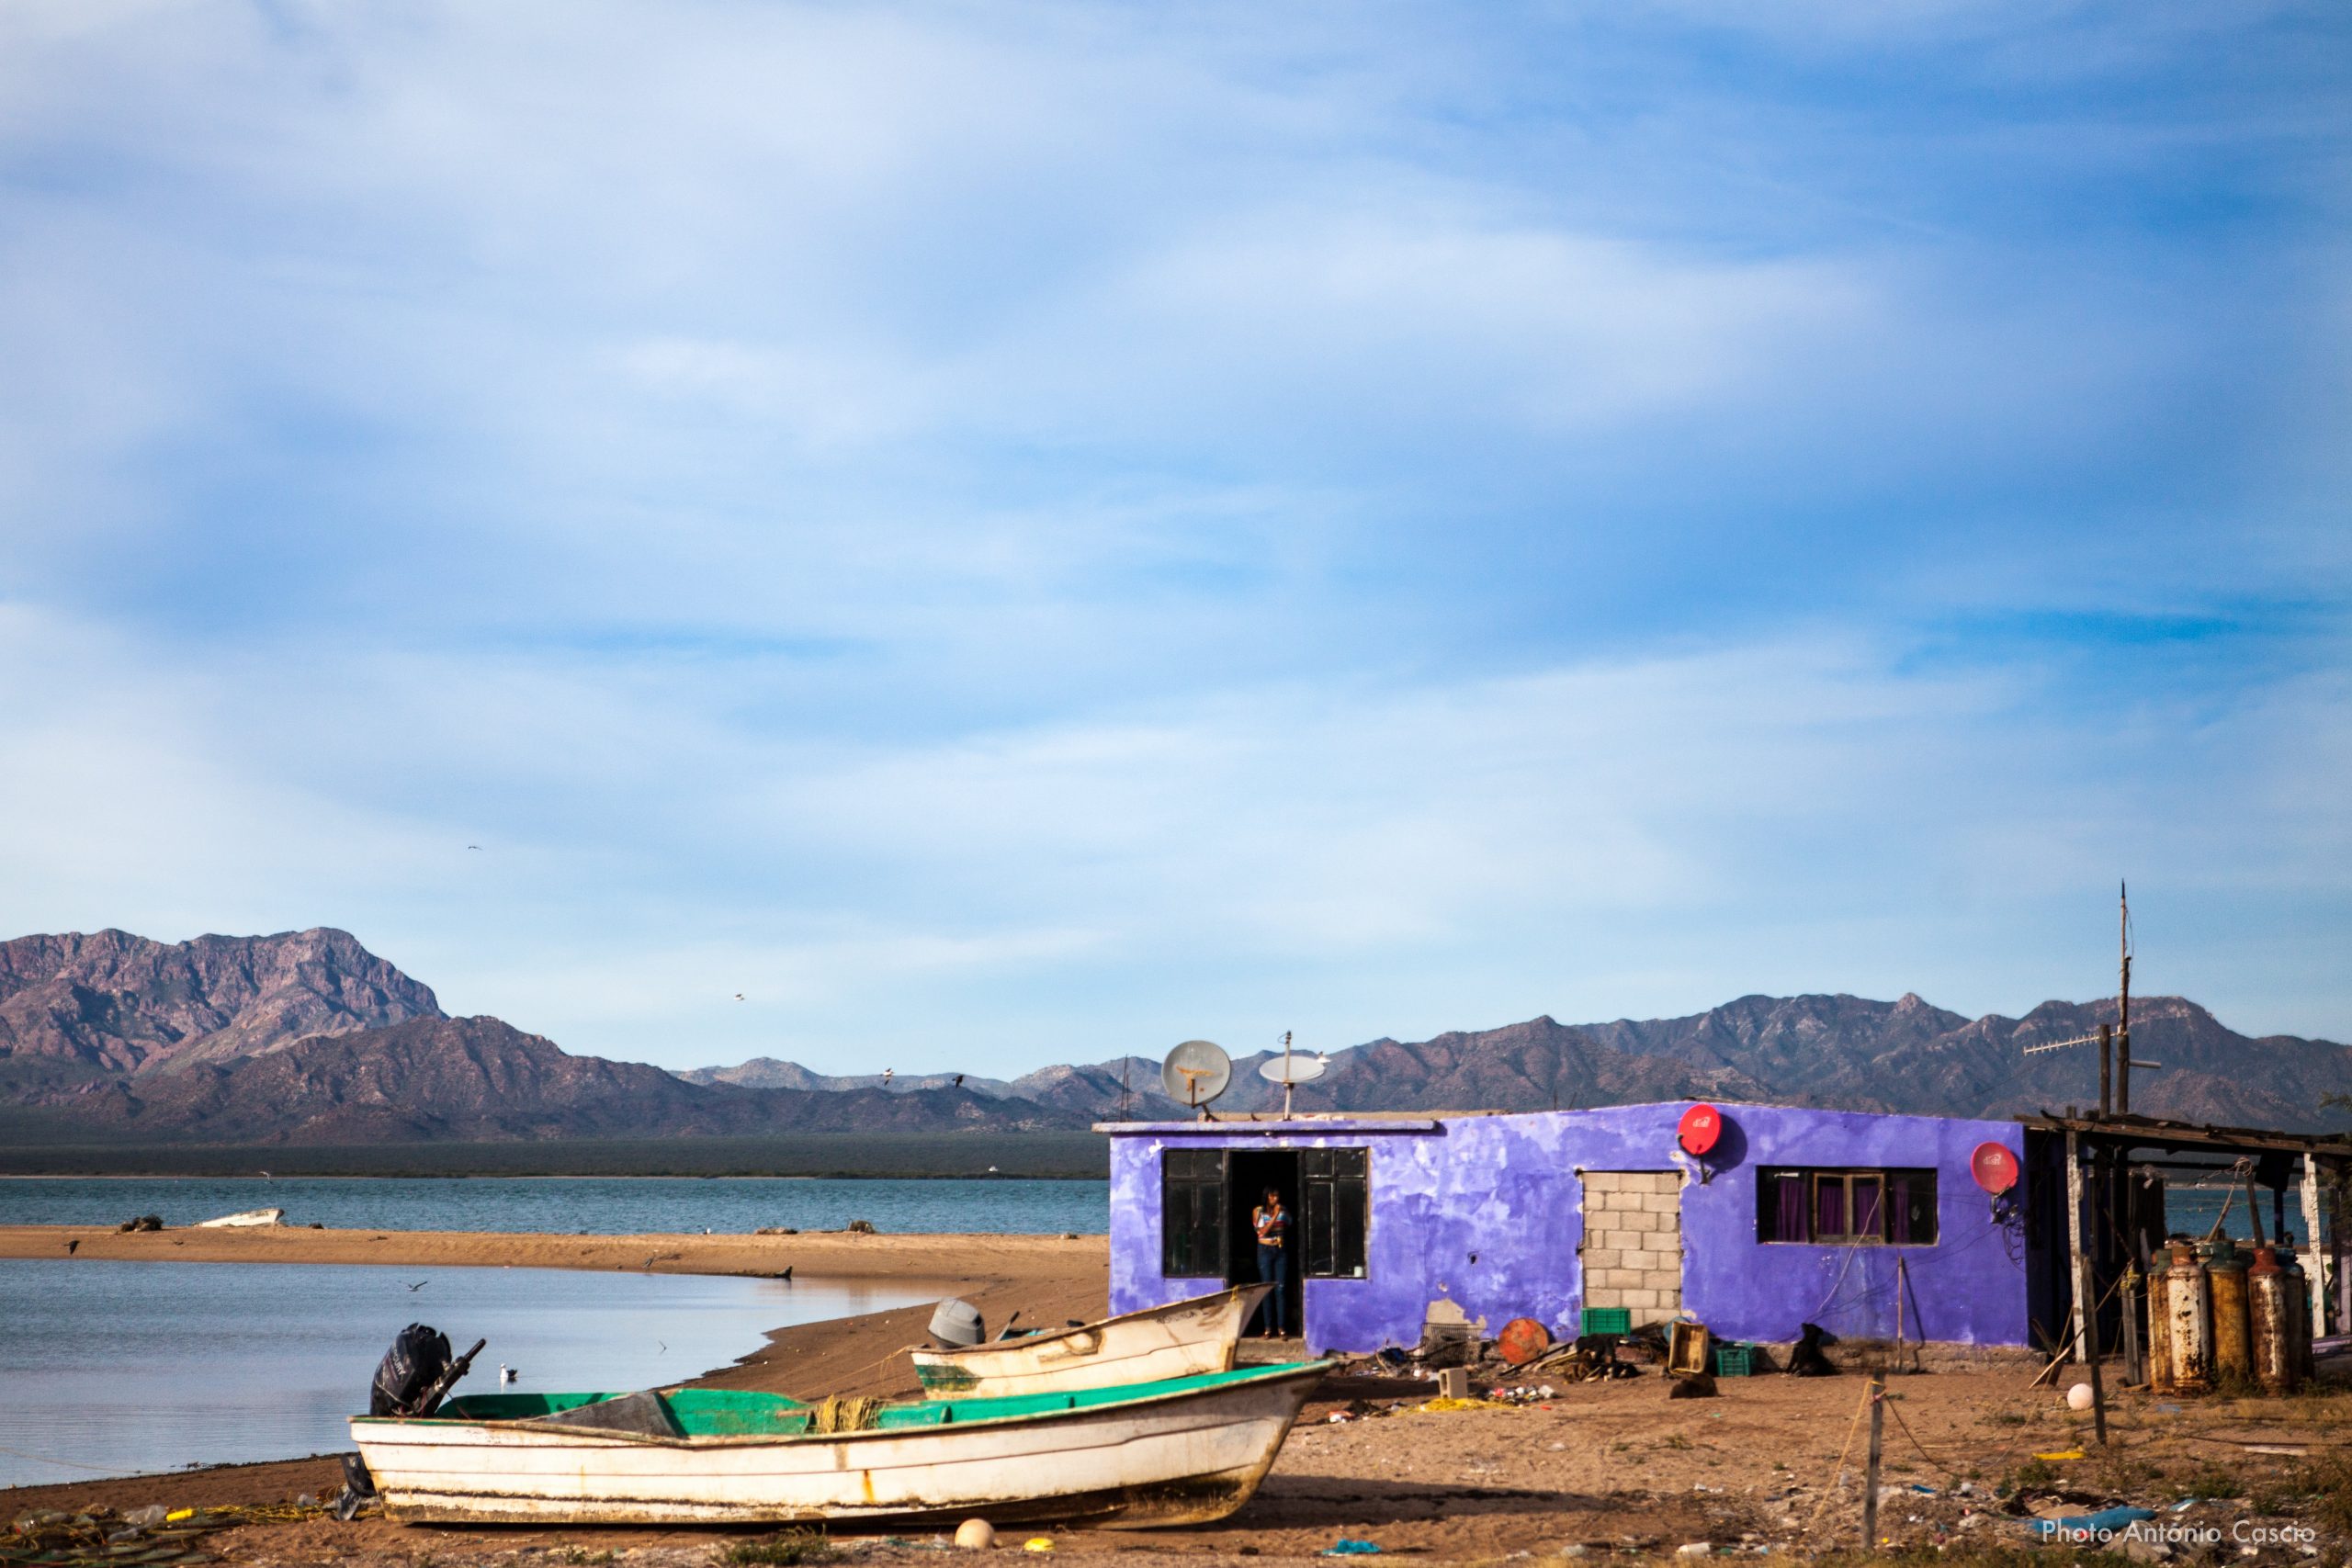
left=956, top=1518, right=997, bottom=1550
left=2066, top=1382, right=2094, bottom=1411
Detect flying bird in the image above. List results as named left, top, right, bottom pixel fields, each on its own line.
left=406, top=1280, right=429, bottom=1292
left=953, top=1074, right=965, bottom=1088
left=734, top=993, right=745, bottom=1001
left=65, top=1239, right=79, bottom=1255
left=468, top=844, right=481, bottom=851
left=656, top=1340, right=668, bottom=1355
left=882, top=1068, right=895, bottom=1087
left=257, top=1170, right=272, bottom=1179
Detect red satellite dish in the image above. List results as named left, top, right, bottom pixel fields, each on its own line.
left=1678, top=1103, right=1723, bottom=1157
left=1972, top=1142, right=2019, bottom=1195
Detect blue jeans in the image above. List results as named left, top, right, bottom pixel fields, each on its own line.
left=1255, top=1244, right=1288, bottom=1336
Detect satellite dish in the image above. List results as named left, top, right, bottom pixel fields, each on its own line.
left=1260, top=1054, right=1328, bottom=1086
left=1161, top=1040, right=1232, bottom=1111
left=1678, top=1103, right=1723, bottom=1157
left=1971, top=1142, right=2020, bottom=1195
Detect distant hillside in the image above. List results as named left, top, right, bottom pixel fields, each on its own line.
left=7, top=926, right=2345, bottom=1145
left=28, top=1015, right=1084, bottom=1144
left=696, top=995, right=2349, bottom=1130
left=0, top=928, right=442, bottom=1082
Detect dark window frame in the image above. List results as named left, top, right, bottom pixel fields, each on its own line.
left=1299, top=1146, right=1370, bottom=1280
left=1161, top=1148, right=1227, bottom=1279
left=1757, top=1166, right=1938, bottom=1247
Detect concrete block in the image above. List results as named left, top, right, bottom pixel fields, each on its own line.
left=1642, top=1268, right=1682, bottom=1291
left=1621, top=1288, right=1659, bottom=1309
left=1582, top=1171, right=1622, bottom=1192
left=1642, top=1191, right=1682, bottom=1213
left=1437, top=1367, right=1472, bottom=1400
left=1621, top=1210, right=1660, bottom=1234
left=1581, top=1248, right=1622, bottom=1270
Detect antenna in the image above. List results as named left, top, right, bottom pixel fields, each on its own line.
left=1258, top=1030, right=1331, bottom=1119
left=1160, top=1040, right=1232, bottom=1120
left=1118, top=1054, right=1132, bottom=1121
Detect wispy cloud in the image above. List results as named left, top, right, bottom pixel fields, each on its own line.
left=0, top=1, right=2346, bottom=1066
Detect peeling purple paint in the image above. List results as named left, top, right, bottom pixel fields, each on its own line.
left=1106, top=1102, right=2032, bottom=1355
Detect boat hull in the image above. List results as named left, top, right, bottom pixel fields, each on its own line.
left=911, top=1285, right=1272, bottom=1398
left=351, top=1361, right=1326, bottom=1529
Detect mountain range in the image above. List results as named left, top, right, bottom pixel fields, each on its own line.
left=2, top=928, right=2346, bottom=1144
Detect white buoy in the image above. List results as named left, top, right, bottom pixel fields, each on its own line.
left=955, top=1518, right=996, bottom=1550
left=2065, top=1382, right=2094, bottom=1411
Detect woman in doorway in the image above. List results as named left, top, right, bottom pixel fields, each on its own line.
left=1252, top=1187, right=1288, bottom=1338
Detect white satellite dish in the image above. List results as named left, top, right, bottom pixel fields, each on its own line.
left=1259, top=1032, right=1333, bottom=1116
left=1160, top=1040, right=1232, bottom=1114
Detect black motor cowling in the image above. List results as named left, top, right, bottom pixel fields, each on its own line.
left=370, top=1323, right=454, bottom=1416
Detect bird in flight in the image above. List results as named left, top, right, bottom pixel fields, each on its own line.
left=734, top=993, right=745, bottom=1001
left=468, top=844, right=481, bottom=851
left=882, top=1067, right=895, bottom=1087
left=406, top=1280, right=429, bottom=1292
left=257, top=1170, right=272, bottom=1179
left=65, top=1239, right=79, bottom=1255
left=953, top=1073, right=965, bottom=1088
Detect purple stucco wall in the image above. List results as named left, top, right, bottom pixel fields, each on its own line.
left=1106, top=1101, right=2030, bottom=1355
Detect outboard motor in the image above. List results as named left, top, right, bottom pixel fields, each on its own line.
left=928, top=1298, right=986, bottom=1348
left=371, top=1323, right=455, bottom=1416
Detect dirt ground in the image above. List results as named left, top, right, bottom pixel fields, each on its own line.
left=6, top=1227, right=2348, bottom=1566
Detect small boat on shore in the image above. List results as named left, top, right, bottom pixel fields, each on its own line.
left=350, top=1359, right=1330, bottom=1529
left=910, top=1284, right=1272, bottom=1397
left=192, top=1208, right=284, bottom=1228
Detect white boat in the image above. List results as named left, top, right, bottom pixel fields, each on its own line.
left=910, top=1284, right=1272, bottom=1397
left=192, top=1208, right=284, bottom=1228
left=349, top=1360, right=1329, bottom=1529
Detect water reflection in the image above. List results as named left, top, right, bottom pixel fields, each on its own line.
left=1, top=1260, right=922, bottom=1488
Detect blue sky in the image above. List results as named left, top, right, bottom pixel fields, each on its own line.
left=1, top=1, right=2346, bottom=1073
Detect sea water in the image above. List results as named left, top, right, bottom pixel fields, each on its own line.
left=0, top=1176, right=1108, bottom=1236
left=0, top=1259, right=925, bottom=1489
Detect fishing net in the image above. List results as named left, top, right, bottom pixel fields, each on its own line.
left=809, top=1395, right=884, bottom=1434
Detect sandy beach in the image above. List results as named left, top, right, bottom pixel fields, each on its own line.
left=5, top=1225, right=2347, bottom=1565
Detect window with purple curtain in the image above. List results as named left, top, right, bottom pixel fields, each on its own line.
left=1852, top=1176, right=1883, bottom=1240
left=1814, top=1176, right=1847, bottom=1239
left=1776, top=1175, right=1807, bottom=1243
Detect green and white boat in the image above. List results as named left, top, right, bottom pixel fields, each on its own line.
left=349, top=1360, right=1330, bottom=1529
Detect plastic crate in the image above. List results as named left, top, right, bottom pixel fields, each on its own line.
left=1580, top=1306, right=1632, bottom=1337
left=1713, top=1342, right=1754, bottom=1377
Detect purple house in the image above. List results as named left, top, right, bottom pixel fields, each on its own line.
left=1102, top=1100, right=2045, bottom=1355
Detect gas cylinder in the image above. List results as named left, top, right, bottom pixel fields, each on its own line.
left=2247, top=1246, right=2300, bottom=1395
left=2206, top=1240, right=2252, bottom=1384
left=2143, top=1261, right=2174, bottom=1394
left=2164, top=1240, right=2212, bottom=1394
left=2279, top=1248, right=2314, bottom=1384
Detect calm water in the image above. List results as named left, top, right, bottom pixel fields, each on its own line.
left=0, top=1259, right=925, bottom=1489
left=0, top=1176, right=1107, bottom=1235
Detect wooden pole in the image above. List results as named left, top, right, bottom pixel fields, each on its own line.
left=2067, top=1130, right=2090, bottom=1364
left=2117, top=883, right=2132, bottom=1116
left=1862, top=1370, right=1884, bottom=1552
left=2098, top=1023, right=2112, bottom=1120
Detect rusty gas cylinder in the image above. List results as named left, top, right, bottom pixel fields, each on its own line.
left=2164, top=1240, right=2212, bottom=1394
left=2207, top=1240, right=2252, bottom=1384
left=2143, top=1260, right=2174, bottom=1395
left=2247, top=1246, right=2300, bottom=1395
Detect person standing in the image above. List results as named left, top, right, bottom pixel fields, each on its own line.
left=1252, top=1187, right=1289, bottom=1338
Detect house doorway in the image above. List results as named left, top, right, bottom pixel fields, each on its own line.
left=1224, top=1148, right=1302, bottom=1338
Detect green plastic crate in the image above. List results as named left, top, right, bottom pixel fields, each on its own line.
left=1580, top=1306, right=1632, bottom=1337
left=1712, top=1342, right=1754, bottom=1377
